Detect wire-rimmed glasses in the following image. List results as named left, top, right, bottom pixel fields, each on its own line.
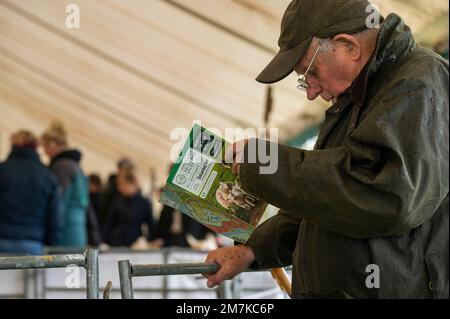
left=297, top=43, right=321, bottom=92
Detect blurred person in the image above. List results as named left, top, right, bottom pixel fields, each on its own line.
left=86, top=204, right=102, bottom=247
left=103, top=170, right=157, bottom=247
left=155, top=161, right=218, bottom=250
left=156, top=203, right=217, bottom=250
left=86, top=174, right=103, bottom=247
left=41, top=121, right=89, bottom=247
left=0, top=130, right=63, bottom=255
left=99, top=157, right=135, bottom=234
left=88, top=174, right=103, bottom=222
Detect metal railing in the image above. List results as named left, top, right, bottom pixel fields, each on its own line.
left=119, top=261, right=226, bottom=299
left=118, top=260, right=288, bottom=299
left=0, top=248, right=99, bottom=299
left=0, top=248, right=289, bottom=299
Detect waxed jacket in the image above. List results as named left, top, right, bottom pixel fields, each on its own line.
left=241, top=14, right=449, bottom=299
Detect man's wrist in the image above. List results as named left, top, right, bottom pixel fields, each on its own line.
left=237, top=244, right=256, bottom=268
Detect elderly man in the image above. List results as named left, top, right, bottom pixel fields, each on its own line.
left=204, top=0, right=448, bottom=298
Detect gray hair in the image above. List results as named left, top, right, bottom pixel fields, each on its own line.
left=316, top=28, right=379, bottom=53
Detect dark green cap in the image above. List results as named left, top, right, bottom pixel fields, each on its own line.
left=256, top=0, right=375, bottom=84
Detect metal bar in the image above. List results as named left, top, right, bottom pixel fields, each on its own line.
left=41, top=268, right=46, bottom=299
left=23, top=269, right=29, bottom=299
left=85, top=249, right=99, bottom=299
left=162, top=249, right=168, bottom=299
left=33, top=269, right=39, bottom=299
left=0, top=254, right=85, bottom=270
left=0, top=294, right=25, bottom=298
left=217, top=280, right=232, bottom=299
left=131, top=263, right=220, bottom=277
left=232, top=274, right=242, bottom=299
left=118, top=260, right=134, bottom=299
left=117, top=259, right=286, bottom=299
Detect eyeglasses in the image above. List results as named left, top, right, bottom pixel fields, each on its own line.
left=297, top=43, right=321, bottom=92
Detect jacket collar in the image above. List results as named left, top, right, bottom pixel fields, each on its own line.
left=344, top=13, right=416, bottom=108
left=50, top=149, right=82, bottom=166
left=8, top=146, right=40, bottom=163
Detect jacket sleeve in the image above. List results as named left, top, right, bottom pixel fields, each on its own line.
left=45, top=181, right=64, bottom=246
left=245, top=210, right=301, bottom=269
left=240, top=78, right=449, bottom=239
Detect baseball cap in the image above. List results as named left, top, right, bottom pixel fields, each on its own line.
left=256, top=0, right=376, bottom=84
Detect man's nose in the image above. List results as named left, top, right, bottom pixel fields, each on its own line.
left=306, top=85, right=321, bottom=101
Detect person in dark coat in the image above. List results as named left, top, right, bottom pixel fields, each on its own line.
left=87, top=174, right=103, bottom=246
left=103, top=171, right=156, bottom=247
left=0, top=130, right=63, bottom=255
left=156, top=204, right=215, bottom=248
left=204, top=1, right=448, bottom=299
left=156, top=164, right=216, bottom=249
left=41, top=121, right=89, bottom=247
left=88, top=174, right=103, bottom=225
left=99, top=158, right=135, bottom=235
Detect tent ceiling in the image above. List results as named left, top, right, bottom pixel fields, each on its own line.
left=0, top=0, right=448, bottom=188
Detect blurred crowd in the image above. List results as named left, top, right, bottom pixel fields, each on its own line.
left=0, top=122, right=218, bottom=256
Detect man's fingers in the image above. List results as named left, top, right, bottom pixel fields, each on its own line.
left=206, top=272, right=226, bottom=288
left=203, top=254, right=219, bottom=279
left=204, top=259, right=225, bottom=288
left=203, top=246, right=252, bottom=289
left=207, top=277, right=217, bottom=288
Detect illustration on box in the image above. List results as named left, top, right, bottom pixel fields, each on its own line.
left=159, top=124, right=267, bottom=243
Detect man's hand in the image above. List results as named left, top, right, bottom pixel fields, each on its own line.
left=224, top=139, right=248, bottom=176
left=202, top=245, right=256, bottom=288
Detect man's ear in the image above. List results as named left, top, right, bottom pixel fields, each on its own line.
left=332, top=34, right=361, bottom=61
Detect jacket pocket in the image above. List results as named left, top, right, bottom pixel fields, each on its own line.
left=425, top=254, right=449, bottom=299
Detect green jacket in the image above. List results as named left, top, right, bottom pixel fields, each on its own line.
left=241, top=14, right=449, bottom=298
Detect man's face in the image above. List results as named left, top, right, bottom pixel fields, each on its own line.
left=294, top=38, right=360, bottom=103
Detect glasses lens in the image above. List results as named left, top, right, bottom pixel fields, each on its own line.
left=297, top=78, right=309, bottom=91
left=297, top=85, right=306, bottom=92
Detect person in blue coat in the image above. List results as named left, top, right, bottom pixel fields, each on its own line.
left=41, top=122, right=89, bottom=248
left=0, top=130, right=63, bottom=255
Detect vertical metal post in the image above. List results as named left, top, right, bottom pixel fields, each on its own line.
left=34, top=269, right=40, bottom=299
left=23, top=269, right=30, bottom=299
left=217, top=280, right=232, bottom=299
left=232, top=274, right=242, bottom=299
left=162, top=250, right=168, bottom=299
left=41, top=269, right=46, bottom=299
left=119, top=260, right=134, bottom=299
left=85, top=249, right=99, bottom=299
